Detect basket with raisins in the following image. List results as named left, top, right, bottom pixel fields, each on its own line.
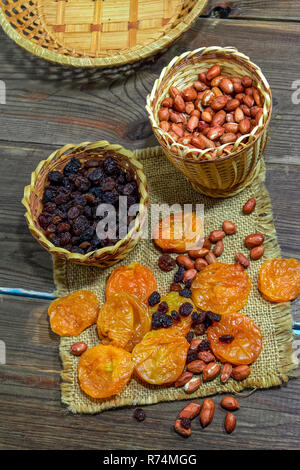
left=22, top=141, right=149, bottom=267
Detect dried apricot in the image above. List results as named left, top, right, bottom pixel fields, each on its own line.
left=258, top=258, right=300, bottom=302
left=105, top=263, right=157, bottom=304
left=150, top=291, right=194, bottom=335
left=97, top=292, right=151, bottom=351
left=48, top=290, right=99, bottom=336
left=132, top=329, right=189, bottom=385
left=78, top=344, right=133, bottom=398
left=207, top=313, right=262, bottom=365
left=191, top=263, right=251, bottom=314
left=153, top=212, right=203, bottom=253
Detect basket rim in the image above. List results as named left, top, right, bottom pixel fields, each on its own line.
left=0, top=1, right=208, bottom=68
left=146, top=45, right=273, bottom=164
left=22, top=140, right=149, bottom=264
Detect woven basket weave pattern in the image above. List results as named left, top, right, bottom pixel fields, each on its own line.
left=146, top=46, right=272, bottom=198
left=22, top=141, right=149, bottom=267
left=0, top=0, right=208, bottom=67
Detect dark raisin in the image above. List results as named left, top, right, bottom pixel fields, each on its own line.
left=151, top=312, right=173, bottom=329
left=179, top=302, right=193, bottom=317
left=72, top=215, right=89, bottom=236
left=71, top=246, right=85, bottom=254
left=57, top=222, right=71, bottom=233
left=157, top=301, right=168, bottom=314
left=75, top=176, right=91, bottom=192
left=180, top=418, right=191, bottom=429
left=219, top=334, right=234, bottom=344
left=51, top=237, right=61, bottom=247
left=179, top=288, right=192, bottom=298
left=83, top=206, right=93, bottom=219
left=81, top=228, right=94, bottom=241
left=122, top=182, right=137, bottom=196
left=103, top=156, right=118, bottom=175
left=192, top=311, right=206, bottom=325
left=48, top=171, right=63, bottom=185
left=170, top=282, right=182, bottom=292
left=184, top=279, right=193, bottom=288
left=133, top=408, right=146, bottom=422
left=191, top=312, right=199, bottom=324
left=63, top=157, right=81, bottom=176
left=186, top=349, right=199, bottom=364
left=158, top=254, right=176, bottom=272
left=174, top=265, right=185, bottom=283
left=88, top=168, right=103, bottom=183
left=171, top=310, right=180, bottom=321
left=55, top=190, right=70, bottom=205
left=43, top=202, right=57, bottom=214
left=62, top=177, right=74, bottom=191
left=72, top=193, right=87, bottom=207
left=89, top=187, right=103, bottom=198
left=100, top=177, right=116, bottom=191
left=197, top=339, right=211, bottom=352
left=67, top=206, right=80, bottom=220
left=52, top=215, right=62, bottom=225
left=102, top=191, right=119, bottom=205
left=59, top=231, right=71, bottom=246
left=206, top=311, right=221, bottom=322
left=42, top=188, right=57, bottom=203
left=151, top=312, right=162, bottom=330
left=38, top=213, right=53, bottom=229
left=186, top=332, right=194, bottom=343
left=148, top=291, right=161, bottom=307
left=204, top=316, right=212, bottom=328
left=117, top=172, right=126, bottom=184
left=193, top=324, right=206, bottom=336
left=45, top=224, right=57, bottom=236
left=85, top=193, right=95, bottom=204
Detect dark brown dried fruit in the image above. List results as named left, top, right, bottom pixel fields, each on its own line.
left=219, top=334, right=234, bottom=344
left=158, top=254, right=176, bottom=272
left=133, top=408, right=146, bottom=422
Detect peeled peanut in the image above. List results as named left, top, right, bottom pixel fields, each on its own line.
left=220, top=78, right=234, bottom=94
left=250, top=246, right=265, bottom=260
left=206, top=65, right=221, bottom=81
left=209, top=230, right=226, bottom=242
left=222, top=220, right=237, bottom=234
left=211, top=95, right=227, bottom=111
left=243, top=197, right=256, bottom=214
left=187, top=115, right=199, bottom=132
left=244, top=233, right=264, bottom=248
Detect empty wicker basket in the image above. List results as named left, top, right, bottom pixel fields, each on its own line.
left=146, top=46, right=272, bottom=198
left=0, top=0, right=208, bottom=67
left=22, top=141, right=149, bottom=267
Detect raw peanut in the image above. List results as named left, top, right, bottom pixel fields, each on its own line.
left=242, top=76, right=252, bottom=88
left=198, top=351, right=216, bottom=363
left=243, top=197, right=256, bottom=214
left=190, top=338, right=204, bottom=350
left=224, top=412, right=237, bottom=434
left=253, top=88, right=262, bottom=106
left=195, top=257, right=208, bottom=271
left=239, top=118, right=251, bottom=134
left=167, top=131, right=178, bottom=143
left=178, top=136, right=192, bottom=146
left=199, top=72, right=209, bottom=85
left=211, top=95, right=227, bottom=111
left=174, top=94, right=186, bottom=112
left=211, top=75, right=225, bottom=87
left=235, top=92, right=245, bottom=102
left=212, top=86, right=223, bottom=97
left=180, top=403, right=201, bottom=420
left=191, top=135, right=215, bottom=150
left=175, top=371, right=193, bottom=388
left=211, top=110, right=226, bottom=127
left=201, top=110, right=213, bottom=123
left=174, top=419, right=191, bottom=437
left=203, top=237, right=211, bottom=250
left=198, top=120, right=209, bottom=131
left=206, top=65, right=221, bottom=81
left=202, top=89, right=215, bottom=106
left=255, top=108, right=263, bottom=124
left=250, top=106, right=262, bottom=117
left=250, top=246, right=265, bottom=260
left=231, top=365, right=251, bottom=381
left=169, top=110, right=185, bottom=123
left=234, top=107, right=244, bottom=123
left=233, top=80, right=244, bottom=94
left=220, top=78, right=234, bottom=94
left=245, top=86, right=254, bottom=96
left=194, top=80, right=207, bottom=92
left=176, top=254, right=194, bottom=269
left=185, top=102, right=195, bottom=114
left=222, top=220, right=237, bottom=235
left=161, top=97, right=173, bottom=107
left=70, top=342, right=87, bottom=356
left=169, top=86, right=180, bottom=98
left=205, top=252, right=218, bottom=265
left=187, top=360, right=206, bottom=374
left=207, top=126, right=224, bottom=141
left=224, top=122, right=239, bottom=134
left=209, top=230, right=226, bottom=243
left=202, top=362, right=221, bottom=382
left=171, top=123, right=184, bottom=138
left=220, top=363, right=233, bottom=383
left=213, top=240, right=224, bottom=257
left=226, top=112, right=235, bottom=123
left=235, top=252, right=250, bottom=269
left=240, top=104, right=251, bottom=117
left=182, top=86, right=197, bottom=102
left=158, top=107, right=169, bottom=121
left=159, top=121, right=170, bottom=132
left=200, top=398, right=215, bottom=427
left=184, top=377, right=202, bottom=394
left=221, top=396, right=240, bottom=411
left=244, top=233, right=265, bottom=248
left=188, top=247, right=209, bottom=259
left=191, top=109, right=201, bottom=118
left=243, top=94, right=254, bottom=108
left=183, top=268, right=197, bottom=283
left=220, top=133, right=237, bottom=145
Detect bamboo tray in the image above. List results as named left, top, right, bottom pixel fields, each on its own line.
left=0, top=0, right=208, bottom=68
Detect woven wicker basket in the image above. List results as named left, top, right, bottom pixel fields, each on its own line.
left=22, top=141, right=149, bottom=267
left=0, top=0, right=207, bottom=68
left=146, top=46, right=272, bottom=198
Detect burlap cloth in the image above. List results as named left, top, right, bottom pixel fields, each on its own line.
left=54, top=146, right=299, bottom=413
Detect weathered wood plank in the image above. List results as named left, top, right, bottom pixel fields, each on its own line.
left=0, top=19, right=299, bottom=164
left=0, top=295, right=299, bottom=450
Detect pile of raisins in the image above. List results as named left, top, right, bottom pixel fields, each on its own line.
left=38, top=152, right=140, bottom=255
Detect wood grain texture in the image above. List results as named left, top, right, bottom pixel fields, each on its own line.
left=0, top=295, right=299, bottom=450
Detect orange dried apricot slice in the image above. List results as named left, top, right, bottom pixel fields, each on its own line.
left=132, top=329, right=189, bottom=385
left=153, top=212, right=203, bottom=253
left=191, top=263, right=251, bottom=314
left=97, top=292, right=151, bottom=351
left=150, top=291, right=193, bottom=336
left=48, top=290, right=99, bottom=336
left=105, top=263, right=157, bottom=304
left=258, top=258, right=300, bottom=302
left=207, top=313, right=262, bottom=365
left=78, top=344, right=133, bottom=399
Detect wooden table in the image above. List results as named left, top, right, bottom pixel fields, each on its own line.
left=0, top=0, right=299, bottom=450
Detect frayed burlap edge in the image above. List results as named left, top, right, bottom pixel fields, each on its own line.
left=54, top=148, right=299, bottom=413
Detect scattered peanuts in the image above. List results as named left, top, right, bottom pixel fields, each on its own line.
left=243, top=197, right=256, bottom=214
left=70, top=342, right=87, bottom=356
left=224, top=412, right=237, bottom=434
